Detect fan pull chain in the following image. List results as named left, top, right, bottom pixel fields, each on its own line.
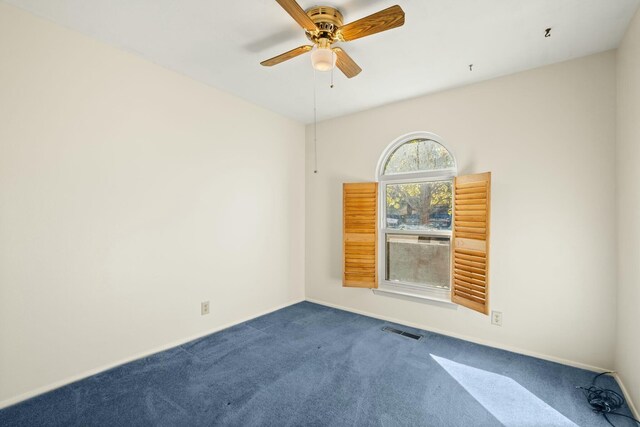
left=313, top=69, right=318, bottom=174
left=330, top=52, right=335, bottom=89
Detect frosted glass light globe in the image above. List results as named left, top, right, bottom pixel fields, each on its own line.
left=311, top=47, right=336, bottom=72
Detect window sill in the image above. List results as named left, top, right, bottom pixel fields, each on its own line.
left=372, top=287, right=458, bottom=308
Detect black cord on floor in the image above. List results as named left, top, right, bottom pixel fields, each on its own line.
left=577, top=371, right=640, bottom=427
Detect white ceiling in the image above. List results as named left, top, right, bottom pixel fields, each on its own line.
left=4, top=0, right=639, bottom=123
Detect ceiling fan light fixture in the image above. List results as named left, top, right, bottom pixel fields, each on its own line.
left=310, top=46, right=336, bottom=72
left=261, top=1, right=404, bottom=78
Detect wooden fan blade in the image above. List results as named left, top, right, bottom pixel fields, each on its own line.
left=276, top=0, right=318, bottom=32
left=261, top=45, right=313, bottom=67
left=338, top=5, right=405, bottom=42
left=333, top=47, right=362, bottom=78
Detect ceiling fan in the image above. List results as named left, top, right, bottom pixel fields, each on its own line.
left=260, top=0, right=405, bottom=78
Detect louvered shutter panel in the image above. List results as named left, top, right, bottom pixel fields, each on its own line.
left=451, top=172, right=491, bottom=314
left=343, top=182, right=378, bottom=288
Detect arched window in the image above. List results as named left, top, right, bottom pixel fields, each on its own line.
left=382, top=138, right=456, bottom=176
left=376, top=132, right=457, bottom=300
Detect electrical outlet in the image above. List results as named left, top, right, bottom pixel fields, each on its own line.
left=491, top=310, right=502, bottom=326
left=201, top=301, right=210, bottom=316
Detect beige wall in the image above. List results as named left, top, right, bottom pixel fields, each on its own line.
left=0, top=3, right=305, bottom=406
left=616, top=7, right=640, bottom=412
left=306, top=51, right=618, bottom=371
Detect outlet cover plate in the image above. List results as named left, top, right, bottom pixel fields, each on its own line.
left=201, top=301, right=210, bottom=316
left=491, top=310, right=502, bottom=326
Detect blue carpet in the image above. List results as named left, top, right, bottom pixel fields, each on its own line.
left=0, top=302, right=636, bottom=426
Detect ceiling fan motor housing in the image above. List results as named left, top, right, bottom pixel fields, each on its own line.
left=305, top=6, right=344, bottom=44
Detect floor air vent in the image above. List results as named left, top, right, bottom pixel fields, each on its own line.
left=382, top=326, right=423, bottom=341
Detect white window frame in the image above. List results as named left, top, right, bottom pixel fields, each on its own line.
left=375, top=131, right=457, bottom=303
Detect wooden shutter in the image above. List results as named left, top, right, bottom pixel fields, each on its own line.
left=343, top=182, right=378, bottom=288
left=451, top=172, right=491, bottom=314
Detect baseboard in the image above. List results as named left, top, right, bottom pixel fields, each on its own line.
left=0, top=298, right=305, bottom=410
left=305, top=297, right=613, bottom=373
left=613, top=373, right=640, bottom=420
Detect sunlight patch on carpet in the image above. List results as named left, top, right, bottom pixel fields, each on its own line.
left=431, top=354, right=577, bottom=427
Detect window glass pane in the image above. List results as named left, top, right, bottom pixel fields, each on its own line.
left=386, top=235, right=450, bottom=288
left=384, top=139, right=454, bottom=175
left=386, top=180, right=452, bottom=230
